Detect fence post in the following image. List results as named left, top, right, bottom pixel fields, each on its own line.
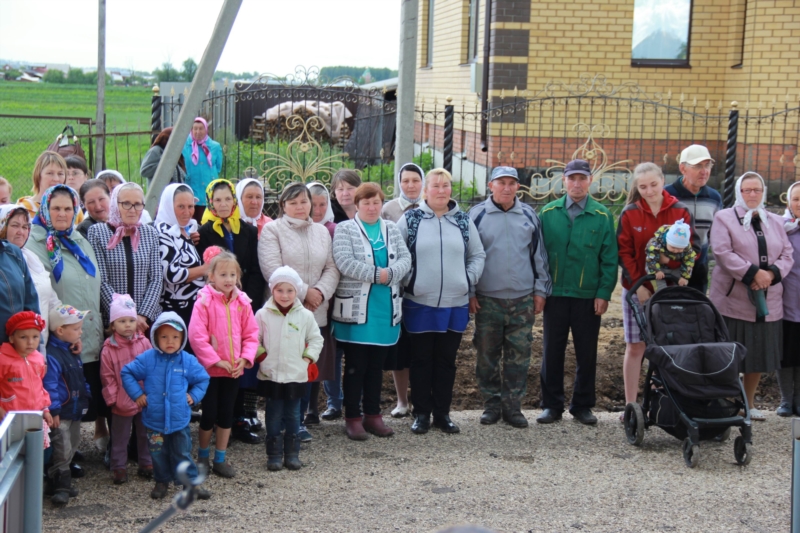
left=722, top=101, right=739, bottom=208
left=151, top=84, right=162, bottom=143
left=23, top=428, right=42, bottom=533
left=443, top=97, right=454, bottom=173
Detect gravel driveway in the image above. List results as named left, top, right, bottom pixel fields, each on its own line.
left=43, top=410, right=792, bottom=533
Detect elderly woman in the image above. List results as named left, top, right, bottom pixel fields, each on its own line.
left=709, top=172, right=794, bottom=420
left=330, top=169, right=361, bottom=223
left=779, top=182, right=800, bottom=416
left=258, top=182, right=340, bottom=442
left=88, top=182, right=163, bottom=331
left=617, top=162, right=698, bottom=411
left=19, top=151, right=84, bottom=224
left=183, top=117, right=223, bottom=222
left=396, top=169, right=485, bottom=434
left=154, top=183, right=208, bottom=329
left=380, top=163, right=426, bottom=418
left=236, top=178, right=272, bottom=236
left=25, top=185, right=104, bottom=443
left=76, top=179, right=111, bottom=238
left=332, top=182, right=411, bottom=440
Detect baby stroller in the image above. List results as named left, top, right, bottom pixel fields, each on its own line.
left=623, top=274, right=753, bottom=468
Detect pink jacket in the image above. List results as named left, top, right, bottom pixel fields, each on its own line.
left=100, top=332, right=152, bottom=416
left=709, top=207, right=795, bottom=322
left=0, top=343, right=50, bottom=414
left=189, top=284, right=258, bottom=378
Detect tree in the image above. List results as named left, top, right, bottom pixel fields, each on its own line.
left=3, top=69, right=21, bottom=81
left=181, top=58, right=198, bottom=82
left=154, top=62, right=180, bottom=82
left=43, top=70, right=65, bottom=83
left=66, top=68, right=89, bottom=84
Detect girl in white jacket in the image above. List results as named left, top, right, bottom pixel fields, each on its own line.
left=256, top=266, right=323, bottom=471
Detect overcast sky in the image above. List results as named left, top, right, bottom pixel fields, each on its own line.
left=0, top=0, right=401, bottom=75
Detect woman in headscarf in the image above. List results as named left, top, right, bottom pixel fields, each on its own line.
left=24, top=185, right=104, bottom=445
left=183, top=117, right=223, bottom=222
left=778, top=181, right=800, bottom=416
left=380, top=162, right=426, bottom=418
left=709, top=172, right=794, bottom=420
left=236, top=178, right=272, bottom=237
left=258, top=182, right=340, bottom=442
left=154, top=183, right=208, bottom=329
left=197, top=179, right=265, bottom=310
left=88, top=182, right=163, bottom=331
left=308, top=181, right=336, bottom=238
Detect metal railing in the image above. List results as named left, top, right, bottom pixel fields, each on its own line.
left=0, top=411, right=44, bottom=533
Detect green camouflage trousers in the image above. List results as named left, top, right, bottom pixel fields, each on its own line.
left=473, top=293, right=535, bottom=411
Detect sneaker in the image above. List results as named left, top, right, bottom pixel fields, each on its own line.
left=150, top=482, right=169, bottom=499
left=749, top=408, right=766, bottom=421
left=112, top=469, right=128, bottom=485
left=777, top=402, right=793, bottom=417
left=212, top=460, right=236, bottom=478
left=320, top=408, right=342, bottom=421
left=298, top=426, right=313, bottom=443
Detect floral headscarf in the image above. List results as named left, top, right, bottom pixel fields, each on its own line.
left=31, top=185, right=96, bottom=282
left=154, top=183, right=198, bottom=238
left=190, top=117, right=213, bottom=167
left=106, top=182, right=145, bottom=252
left=201, top=179, right=241, bottom=237
left=783, top=181, right=800, bottom=234
left=734, top=172, right=769, bottom=234
left=235, top=178, right=266, bottom=226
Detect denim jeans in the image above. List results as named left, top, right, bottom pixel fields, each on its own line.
left=265, top=398, right=301, bottom=438
left=146, top=426, right=199, bottom=484
left=323, top=346, right=344, bottom=410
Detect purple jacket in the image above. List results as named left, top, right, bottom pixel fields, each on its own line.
left=783, top=230, right=800, bottom=323
left=709, top=207, right=794, bottom=322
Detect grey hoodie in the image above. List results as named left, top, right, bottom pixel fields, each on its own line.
left=396, top=200, right=485, bottom=308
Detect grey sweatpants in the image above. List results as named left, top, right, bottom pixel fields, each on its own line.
left=48, top=419, right=81, bottom=476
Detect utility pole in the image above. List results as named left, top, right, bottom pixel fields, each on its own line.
left=95, top=0, right=106, bottom=173
left=394, top=0, right=419, bottom=197
left=144, top=0, right=243, bottom=214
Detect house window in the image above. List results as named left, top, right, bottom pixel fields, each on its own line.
left=425, top=0, right=435, bottom=67
left=467, top=0, right=480, bottom=62
left=631, top=0, right=693, bottom=67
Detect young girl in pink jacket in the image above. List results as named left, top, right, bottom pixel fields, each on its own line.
left=99, top=294, right=153, bottom=484
left=189, top=249, right=258, bottom=479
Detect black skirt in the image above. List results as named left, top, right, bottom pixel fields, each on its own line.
left=257, top=380, right=307, bottom=401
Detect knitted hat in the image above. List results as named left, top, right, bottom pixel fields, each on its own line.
left=109, top=293, right=137, bottom=324
left=666, top=219, right=691, bottom=249
left=269, top=265, right=303, bottom=293
left=49, top=305, right=89, bottom=331
left=5, top=311, right=46, bottom=337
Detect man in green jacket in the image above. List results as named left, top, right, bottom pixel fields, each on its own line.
left=537, top=159, right=618, bottom=425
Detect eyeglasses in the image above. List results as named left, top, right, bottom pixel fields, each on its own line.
left=740, top=188, right=764, bottom=195
left=686, top=162, right=714, bottom=171
left=118, top=201, right=145, bottom=212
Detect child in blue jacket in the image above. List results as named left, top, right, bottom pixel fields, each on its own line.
left=121, top=311, right=211, bottom=500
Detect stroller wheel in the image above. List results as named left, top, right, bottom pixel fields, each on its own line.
left=734, top=436, right=752, bottom=466
left=713, top=427, right=732, bottom=443
left=682, top=438, right=700, bottom=468
left=624, top=403, right=645, bottom=446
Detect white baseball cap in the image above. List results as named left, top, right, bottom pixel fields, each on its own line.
left=680, top=145, right=714, bottom=165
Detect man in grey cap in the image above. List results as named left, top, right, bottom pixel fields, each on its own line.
left=468, top=166, right=551, bottom=428
left=664, top=144, right=722, bottom=293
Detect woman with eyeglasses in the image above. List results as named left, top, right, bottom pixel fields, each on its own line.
left=709, top=172, right=794, bottom=420
left=88, top=182, right=163, bottom=332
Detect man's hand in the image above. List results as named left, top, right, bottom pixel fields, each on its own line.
left=135, top=394, right=148, bottom=408
left=469, top=297, right=481, bottom=314
left=533, top=295, right=546, bottom=315
left=186, top=393, right=194, bottom=406
left=594, top=298, right=609, bottom=316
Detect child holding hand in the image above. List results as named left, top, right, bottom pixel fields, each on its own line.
left=189, top=250, right=258, bottom=479
left=256, top=266, right=323, bottom=471
left=100, top=294, right=153, bottom=484
left=645, top=218, right=697, bottom=289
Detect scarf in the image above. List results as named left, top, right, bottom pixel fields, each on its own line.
left=397, top=162, right=426, bottom=205
left=190, top=117, right=213, bottom=167
left=784, top=181, right=800, bottom=234
left=201, top=179, right=241, bottom=237
left=734, top=172, right=769, bottom=234
left=30, top=185, right=96, bottom=282
left=306, top=181, right=335, bottom=225
left=106, top=182, right=144, bottom=252
left=235, top=178, right=265, bottom=226
left=94, top=169, right=125, bottom=183
left=0, top=204, right=28, bottom=238
left=154, top=183, right=199, bottom=238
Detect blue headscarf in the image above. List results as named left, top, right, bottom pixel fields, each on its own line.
left=31, top=185, right=96, bottom=282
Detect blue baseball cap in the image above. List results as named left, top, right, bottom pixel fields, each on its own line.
left=490, top=166, right=519, bottom=182
left=564, top=159, right=591, bottom=177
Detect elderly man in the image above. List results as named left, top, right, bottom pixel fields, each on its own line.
left=536, top=159, right=618, bottom=425
left=469, top=167, right=551, bottom=428
left=664, top=144, right=722, bottom=293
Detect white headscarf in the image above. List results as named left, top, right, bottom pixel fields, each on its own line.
left=95, top=169, right=125, bottom=182
left=235, top=178, right=265, bottom=226
left=734, top=172, right=769, bottom=234
left=783, top=181, right=800, bottom=234
left=154, top=183, right=198, bottom=238
left=397, top=162, right=426, bottom=206
left=307, top=181, right=335, bottom=225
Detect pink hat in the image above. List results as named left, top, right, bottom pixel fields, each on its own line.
left=109, top=293, right=137, bottom=324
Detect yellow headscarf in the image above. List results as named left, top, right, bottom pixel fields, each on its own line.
left=201, top=179, right=241, bottom=237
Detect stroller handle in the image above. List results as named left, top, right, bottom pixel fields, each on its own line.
left=625, top=273, right=683, bottom=306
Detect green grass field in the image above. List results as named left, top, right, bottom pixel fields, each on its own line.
left=0, top=81, right=153, bottom=194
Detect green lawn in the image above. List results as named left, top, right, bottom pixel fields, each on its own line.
left=0, top=81, right=153, bottom=194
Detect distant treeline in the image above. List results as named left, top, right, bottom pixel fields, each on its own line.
left=319, top=66, right=398, bottom=84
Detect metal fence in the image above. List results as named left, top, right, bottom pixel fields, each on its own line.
left=0, top=411, right=44, bottom=533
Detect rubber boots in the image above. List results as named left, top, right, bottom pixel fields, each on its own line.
left=51, top=470, right=76, bottom=505
left=266, top=437, right=283, bottom=471
left=345, top=417, right=369, bottom=441
left=363, top=414, right=394, bottom=437
left=283, top=433, right=302, bottom=471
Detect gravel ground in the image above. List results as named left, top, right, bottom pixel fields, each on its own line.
left=43, top=410, right=792, bottom=533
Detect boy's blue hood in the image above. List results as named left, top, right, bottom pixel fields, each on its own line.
left=149, top=311, right=188, bottom=354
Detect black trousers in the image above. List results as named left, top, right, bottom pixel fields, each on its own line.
left=687, top=262, right=708, bottom=294
left=540, top=296, right=601, bottom=413
left=408, top=330, right=462, bottom=417
left=340, top=342, right=391, bottom=418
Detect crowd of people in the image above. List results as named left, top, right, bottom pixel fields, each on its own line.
left=0, top=127, right=797, bottom=506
